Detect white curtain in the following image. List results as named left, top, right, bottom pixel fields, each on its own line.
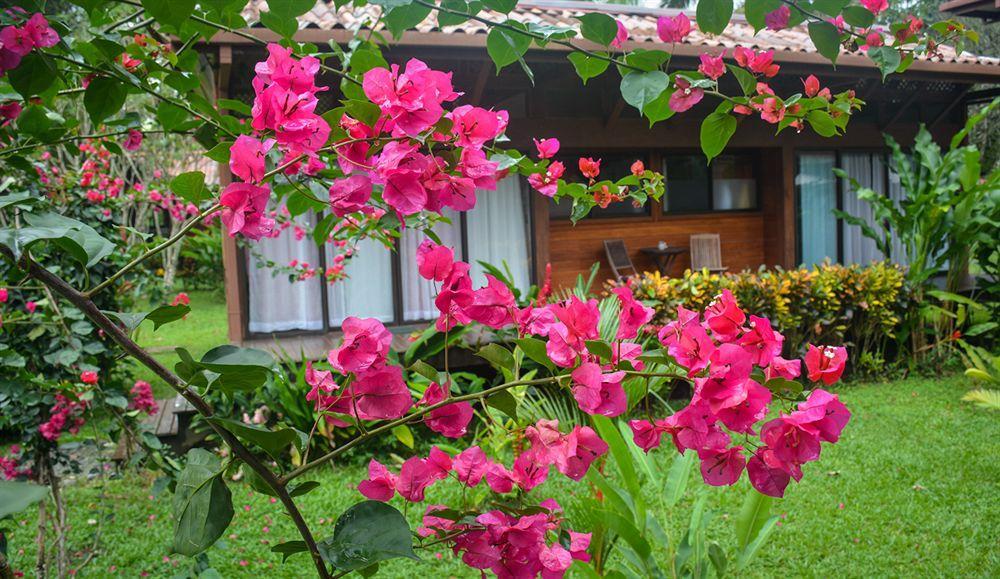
left=328, top=236, right=394, bottom=327
left=466, top=177, right=531, bottom=292
left=399, top=208, right=463, bottom=322
left=247, top=215, right=324, bottom=333
left=796, top=153, right=838, bottom=267
left=841, top=153, right=885, bottom=265
left=885, top=159, right=910, bottom=266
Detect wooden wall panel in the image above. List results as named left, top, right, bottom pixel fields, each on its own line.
left=547, top=212, right=765, bottom=291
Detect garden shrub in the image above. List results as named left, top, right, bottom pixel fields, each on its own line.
left=616, top=261, right=912, bottom=374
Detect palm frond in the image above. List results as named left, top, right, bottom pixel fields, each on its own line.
left=961, top=389, right=1000, bottom=410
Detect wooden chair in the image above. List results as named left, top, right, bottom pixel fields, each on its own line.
left=603, top=239, right=638, bottom=281
left=689, top=234, right=728, bottom=274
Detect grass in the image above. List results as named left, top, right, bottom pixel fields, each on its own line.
left=132, top=290, right=229, bottom=399
left=4, top=374, right=998, bottom=577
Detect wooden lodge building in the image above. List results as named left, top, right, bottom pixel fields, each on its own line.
left=209, top=1, right=1000, bottom=351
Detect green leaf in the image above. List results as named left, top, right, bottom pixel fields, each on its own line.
left=514, top=337, right=555, bottom=371
left=812, top=0, right=850, bottom=16
left=663, top=451, right=694, bottom=507
left=318, top=501, right=417, bottom=571
left=727, top=64, right=756, bottom=96
left=841, top=5, right=875, bottom=28
left=391, top=424, right=415, bottom=449
left=486, top=389, right=518, bottom=420
left=806, top=110, right=837, bottom=137
left=205, top=141, right=232, bottom=163
left=437, top=0, right=471, bottom=27
left=104, top=304, right=190, bottom=334
left=624, top=49, right=671, bottom=72
left=385, top=3, right=431, bottom=40
left=208, top=418, right=303, bottom=461
left=591, top=416, right=641, bottom=501
left=84, top=77, right=129, bottom=126
left=260, top=10, right=297, bottom=38
left=8, top=53, right=56, bottom=98
left=170, top=171, right=210, bottom=204
left=700, top=111, right=738, bottom=163
left=745, top=0, right=781, bottom=32
left=0, top=481, right=48, bottom=519
left=477, top=343, right=516, bottom=371
left=567, top=52, right=610, bottom=85
left=271, top=540, right=308, bottom=563
left=343, top=99, right=382, bottom=128
left=620, top=70, right=670, bottom=113
left=482, top=0, right=517, bottom=13
left=868, top=46, right=901, bottom=80
left=157, top=101, right=190, bottom=131
left=289, top=480, right=321, bottom=497
left=808, top=21, right=841, bottom=64
left=142, top=0, right=196, bottom=30
left=0, top=212, right=114, bottom=268
left=584, top=340, right=614, bottom=361
left=408, top=360, right=440, bottom=382
left=172, top=449, right=234, bottom=557
left=736, top=516, right=779, bottom=569
left=486, top=25, right=531, bottom=72
left=198, top=345, right=275, bottom=393
left=763, top=377, right=804, bottom=398
left=577, top=13, right=618, bottom=46
left=268, top=0, right=315, bottom=18
left=697, top=0, right=734, bottom=35
left=735, top=489, right=773, bottom=550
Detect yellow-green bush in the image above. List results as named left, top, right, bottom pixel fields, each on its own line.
left=615, top=261, right=912, bottom=365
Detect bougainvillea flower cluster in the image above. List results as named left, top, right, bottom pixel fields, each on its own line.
left=0, top=11, right=58, bottom=75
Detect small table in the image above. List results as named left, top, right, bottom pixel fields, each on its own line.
left=640, top=246, right=687, bottom=276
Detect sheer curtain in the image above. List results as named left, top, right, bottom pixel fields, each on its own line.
left=399, top=209, right=463, bottom=322
left=466, top=177, right=531, bottom=291
left=841, top=153, right=884, bottom=265
left=247, top=215, right=323, bottom=333
left=796, top=153, right=838, bottom=267
left=885, top=158, right=909, bottom=266
left=328, top=236, right=394, bottom=327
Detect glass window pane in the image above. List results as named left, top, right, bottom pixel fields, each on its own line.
left=467, top=176, right=532, bottom=292
left=663, top=155, right=710, bottom=213
left=712, top=155, right=757, bottom=210
left=327, top=236, right=394, bottom=327
left=399, top=209, right=463, bottom=322
left=247, top=211, right=323, bottom=334
left=796, top=153, right=838, bottom=266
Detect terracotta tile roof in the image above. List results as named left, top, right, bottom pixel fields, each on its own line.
left=240, top=0, right=998, bottom=71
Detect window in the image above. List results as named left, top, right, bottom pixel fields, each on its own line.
left=245, top=177, right=532, bottom=334
left=662, top=154, right=758, bottom=214
left=549, top=153, right=650, bottom=220
left=795, top=151, right=900, bottom=267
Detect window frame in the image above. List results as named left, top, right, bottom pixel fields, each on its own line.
left=660, top=151, right=761, bottom=215
left=240, top=180, right=534, bottom=338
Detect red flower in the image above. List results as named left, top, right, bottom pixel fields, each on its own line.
left=578, top=157, right=601, bottom=179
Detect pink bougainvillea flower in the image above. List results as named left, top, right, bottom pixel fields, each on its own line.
left=765, top=5, right=791, bottom=31
left=659, top=309, right=715, bottom=376
left=804, top=344, right=848, bottom=384
left=533, top=137, right=560, bottom=159
left=760, top=97, right=786, bottom=124
left=612, top=286, right=653, bottom=340
left=611, top=20, right=629, bottom=49
left=861, top=0, right=888, bottom=15
left=698, top=446, right=746, bottom=486
left=554, top=426, right=608, bottom=481
left=527, top=160, right=565, bottom=197
left=511, top=453, right=549, bottom=491
left=669, top=77, right=704, bottom=113
left=630, top=159, right=645, bottom=176
left=524, top=419, right=568, bottom=465
left=416, top=239, right=455, bottom=282
left=220, top=182, right=274, bottom=240
left=0, top=25, right=34, bottom=57
left=656, top=13, right=691, bottom=43
left=0, top=287, right=8, bottom=303
left=570, top=362, right=627, bottom=417
left=485, top=462, right=515, bottom=494
left=703, top=289, right=745, bottom=342
left=715, top=380, right=771, bottom=433
left=761, top=415, right=822, bottom=467
left=578, top=157, right=601, bottom=179
left=23, top=13, right=60, bottom=49
left=454, top=446, right=489, bottom=487
left=229, top=135, right=272, bottom=184
left=545, top=296, right=600, bottom=367
left=80, top=371, right=99, bottom=385
left=449, top=105, right=507, bottom=149
left=171, top=292, right=190, bottom=307
left=123, top=129, right=143, bottom=152
left=129, top=380, right=159, bottom=415
left=747, top=449, right=791, bottom=497
left=351, top=365, right=413, bottom=420
left=395, top=455, right=440, bottom=502
left=738, top=315, right=784, bottom=367
left=419, top=382, right=474, bottom=438
left=765, top=356, right=801, bottom=381
left=733, top=46, right=780, bottom=77
left=362, top=58, right=458, bottom=136
left=328, top=174, right=372, bottom=217
left=791, top=389, right=851, bottom=443
left=357, top=459, right=397, bottom=501
left=660, top=399, right=731, bottom=454
left=25, top=300, right=37, bottom=314
left=698, top=51, right=726, bottom=80
left=628, top=419, right=665, bottom=453
left=803, top=74, right=821, bottom=98
left=0, top=101, right=22, bottom=124
left=465, top=274, right=516, bottom=329
left=327, top=316, right=393, bottom=373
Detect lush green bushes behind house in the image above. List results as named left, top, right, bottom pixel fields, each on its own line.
left=615, top=261, right=912, bottom=376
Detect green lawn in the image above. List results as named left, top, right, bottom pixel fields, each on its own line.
left=132, top=290, right=229, bottom=399
left=4, top=374, right=997, bottom=577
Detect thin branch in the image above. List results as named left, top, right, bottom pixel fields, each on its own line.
left=0, top=129, right=176, bottom=159
left=84, top=203, right=222, bottom=298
